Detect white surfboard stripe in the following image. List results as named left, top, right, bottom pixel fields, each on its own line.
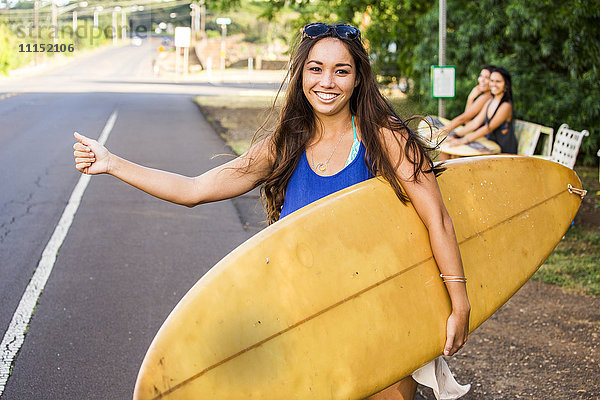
left=0, top=110, right=118, bottom=395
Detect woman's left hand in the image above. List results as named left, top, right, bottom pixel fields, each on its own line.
left=446, top=135, right=468, bottom=147
left=443, top=308, right=470, bottom=356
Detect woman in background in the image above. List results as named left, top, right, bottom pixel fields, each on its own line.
left=440, top=65, right=495, bottom=134
left=446, top=67, right=517, bottom=154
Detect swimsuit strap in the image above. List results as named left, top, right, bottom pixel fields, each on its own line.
left=345, top=115, right=360, bottom=167
left=485, top=100, right=502, bottom=125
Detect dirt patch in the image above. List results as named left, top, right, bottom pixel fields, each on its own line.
left=196, top=102, right=600, bottom=399
left=421, top=280, right=600, bottom=399
left=195, top=100, right=279, bottom=154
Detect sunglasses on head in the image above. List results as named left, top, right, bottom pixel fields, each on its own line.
left=301, top=23, right=361, bottom=40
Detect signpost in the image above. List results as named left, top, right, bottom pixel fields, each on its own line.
left=438, top=0, right=447, bottom=117
left=216, top=17, right=231, bottom=72
left=174, top=26, right=192, bottom=76
left=431, top=65, right=455, bottom=99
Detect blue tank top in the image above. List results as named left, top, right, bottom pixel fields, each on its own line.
left=279, top=142, right=373, bottom=219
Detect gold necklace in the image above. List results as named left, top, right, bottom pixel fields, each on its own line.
left=310, top=120, right=352, bottom=173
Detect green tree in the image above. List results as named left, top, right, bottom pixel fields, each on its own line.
left=299, top=0, right=434, bottom=81
left=185, top=0, right=600, bottom=164
left=0, top=23, right=34, bottom=74
left=412, top=0, right=599, bottom=165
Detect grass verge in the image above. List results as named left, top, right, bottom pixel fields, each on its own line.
left=534, top=226, right=600, bottom=296
left=533, top=165, right=600, bottom=296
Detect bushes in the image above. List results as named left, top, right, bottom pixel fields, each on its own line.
left=0, top=23, right=34, bottom=75
left=410, top=0, right=600, bottom=165
left=287, top=0, right=599, bottom=165
left=0, top=16, right=114, bottom=76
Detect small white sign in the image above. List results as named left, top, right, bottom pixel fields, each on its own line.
left=431, top=66, right=455, bottom=98
left=174, top=26, right=191, bottom=48
left=216, top=17, right=231, bottom=25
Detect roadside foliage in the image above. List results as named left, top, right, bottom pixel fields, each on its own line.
left=2, top=0, right=598, bottom=165
left=258, top=0, right=600, bottom=165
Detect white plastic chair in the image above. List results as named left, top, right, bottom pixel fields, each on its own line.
left=548, top=124, right=589, bottom=169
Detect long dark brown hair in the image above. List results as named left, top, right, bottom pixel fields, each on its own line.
left=491, top=67, right=513, bottom=106
left=253, top=27, right=443, bottom=224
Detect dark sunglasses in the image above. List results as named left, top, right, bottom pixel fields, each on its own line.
left=301, top=23, right=361, bottom=40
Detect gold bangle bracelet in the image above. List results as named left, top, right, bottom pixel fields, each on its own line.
left=440, top=274, right=467, bottom=283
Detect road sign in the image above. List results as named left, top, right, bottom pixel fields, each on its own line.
left=431, top=65, right=455, bottom=98
left=174, top=26, right=191, bottom=48
left=216, top=17, right=231, bottom=25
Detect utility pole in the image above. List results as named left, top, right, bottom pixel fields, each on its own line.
left=438, top=0, right=447, bottom=118
left=189, top=3, right=195, bottom=38
left=111, top=7, right=120, bottom=44
left=52, top=0, right=57, bottom=45
left=121, top=9, right=127, bottom=39
left=94, top=6, right=103, bottom=30
left=200, top=0, right=205, bottom=40
left=112, top=9, right=117, bottom=44
left=220, top=23, right=226, bottom=72
left=216, top=18, right=231, bottom=72
left=34, top=0, right=39, bottom=65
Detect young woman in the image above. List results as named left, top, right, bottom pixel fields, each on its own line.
left=73, top=23, right=470, bottom=400
left=441, top=65, right=495, bottom=134
left=445, top=67, right=517, bottom=154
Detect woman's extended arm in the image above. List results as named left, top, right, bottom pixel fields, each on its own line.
left=73, top=132, right=272, bottom=207
left=448, top=102, right=512, bottom=146
left=451, top=98, right=489, bottom=137
left=442, top=91, right=491, bottom=133
left=383, top=129, right=470, bottom=356
left=465, top=85, right=482, bottom=109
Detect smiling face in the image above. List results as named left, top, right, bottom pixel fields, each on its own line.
left=302, top=37, right=358, bottom=119
left=477, top=68, right=492, bottom=92
left=489, top=71, right=506, bottom=97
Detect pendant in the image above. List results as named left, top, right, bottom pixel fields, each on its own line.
left=316, top=163, right=327, bottom=172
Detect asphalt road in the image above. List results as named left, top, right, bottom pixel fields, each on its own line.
left=0, top=40, right=272, bottom=399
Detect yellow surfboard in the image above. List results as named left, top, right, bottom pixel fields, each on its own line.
left=417, top=116, right=501, bottom=157
left=134, top=156, right=585, bottom=400
left=439, top=139, right=501, bottom=157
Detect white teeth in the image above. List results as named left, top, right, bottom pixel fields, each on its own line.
left=316, top=92, right=338, bottom=100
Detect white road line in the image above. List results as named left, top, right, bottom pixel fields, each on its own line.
left=0, top=110, right=118, bottom=396
left=0, top=93, right=18, bottom=102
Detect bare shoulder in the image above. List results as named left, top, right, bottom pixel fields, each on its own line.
left=379, top=121, right=409, bottom=157
left=468, top=93, right=492, bottom=113
left=494, top=102, right=513, bottom=121
left=499, top=101, right=513, bottom=114
left=474, top=92, right=492, bottom=107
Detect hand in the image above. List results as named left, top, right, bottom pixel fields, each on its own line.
left=445, top=135, right=467, bottom=147
left=437, top=126, right=450, bottom=138
left=73, top=132, right=110, bottom=175
left=443, top=308, right=470, bottom=356
left=467, top=85, right=481, bottom=101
